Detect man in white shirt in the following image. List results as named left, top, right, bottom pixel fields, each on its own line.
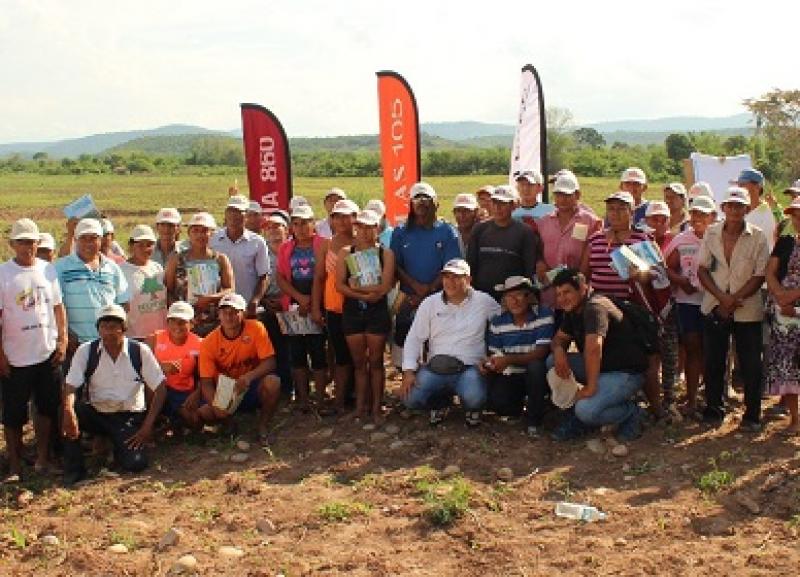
left=0, top=219, right=68, bottom=481
left=61, top=304, right=167, bottom=485
left=210, top=195, right=270, bottom=318
left=400, top=259, right=501, bottom=426
left=737, top=168, right=777, bottom=250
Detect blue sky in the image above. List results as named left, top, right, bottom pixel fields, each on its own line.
left=1, top=0, right=796, bottom=142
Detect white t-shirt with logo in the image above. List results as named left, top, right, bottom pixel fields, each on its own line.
left=120, top=260, right=167, bottom=338
left=0, top=258, right=63, bottom=367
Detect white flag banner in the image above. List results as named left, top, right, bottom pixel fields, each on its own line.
left=510, top=64, right=547, bottom=198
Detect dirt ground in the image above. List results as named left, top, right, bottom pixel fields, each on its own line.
left=2, top=373, right=799, bottom=577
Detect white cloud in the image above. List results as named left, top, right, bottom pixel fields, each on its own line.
left=0, top=0, right=796, bottom=141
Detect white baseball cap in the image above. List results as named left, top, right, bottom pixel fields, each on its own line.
left=226, top=195, right=250, bottom=212
left=247, top=201, right=262, bottom=214
left=325, top=187, right=347, bottom=200
left=355, top=209, right=380, bottom=227
left=784, top=179, right=800, bottom=195
left=166, top=301, right=195, bottom=321
left=218, top=293, right=247, bottom=311
left=664, top=182, right=687, bottom=197
left=494, top=275, right=534, bottom=294
left=621, top=167, right=647, bottom=184
left=10, top=218, right=40, bottom=241
left=441, top=258, right=470, bottom=276
left=491, top=185, right=519, bottom=203
left=605, top=191, right=635, bottom=206
left=130, top=224, right=157, bottom=242
left=410, top=182, right=437, bottom=200
left=101, top=219, right=115, bottom=235
left=552, top=173, right=580, bottom=194
left=645, top=201, right=670, bottom=218
left=688, top=181, right=714, bottom=199
left=289, top=196, right=310, bottom=211
left=75, top=218, right=104, bottom=238
left=331, top=199, right=360, bottom=215
left=38, top=232, right=55, bottom=251
left=187, top=212, right=217, bottom=229
left=155, top=207, right=181, bottom=225
left=721, top=186, right=751, bottom=206
left=514, top=169, right=544, bottom=185
left=453, top=193, right=479, bottom=210
left=266, top=210, right=290, bottom=227
left=290, top=204, right=315, bottom=220
left=688, top=195, right=717, bottom=214
left=364, top=199, right=386, bottom=218
left=783, top=196, right=800, bottom=215
left=476, top=185, right=495, bottom=196
left=96, top=303, right=127, bottom=324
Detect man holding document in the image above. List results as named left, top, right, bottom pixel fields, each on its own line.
left=197, top=293, right=280, bottom=442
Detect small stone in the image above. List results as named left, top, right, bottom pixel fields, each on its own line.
left=623, top=475, right=634, bottom=481
left=16, top=490, right=34, bottom=507
left=604, top=437, right=620, bottom=447
left=593, top=487, right=610, bottom=496
left=760, top=473, right=784, bottom=492
left=496, top=467, right=514, bottom=482
left=230, top=453, right=249, bottom=463
left=736, top=494, right=761, bottom=515
left=586, top=439, right=606, bottom=455
left=442, top=465, right=461, bottom=477
left=318, top=428, right=334, bottom=439
left=340, top=442, right=357, bottom=452
left=157, top=527, right=183, bottom=550
left=256, top=518, right=276, bottom=534
left=622, top=463, right=632, bottom=472
left=362, top=423, right=376, bottom=431
left=733, top=433, right=743, bottom=440
left=371, top=432, right=390, bottom=442
left=209, top=449, right=219, bottom=455
left=218, top=545, right=244, bottom=558
left=108, top=543, right=129, bottom=554
left=389, top=440, right=404, bottom=450
left=611, top=444, right=629, bottom=458
left=41, top=535, right=60, bottom=547
left=320, top=448, right=335, bottom=455
left=614, top=538, right=627, bottom=547
left=174, top=554, right=198, bottom=572
left=236, top=440, right=251, bottom=452
left=385, top=424, right=401, bottom=435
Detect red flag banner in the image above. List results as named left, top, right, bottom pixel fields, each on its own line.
left=510, top=65, right=548, bottom=201
left=240, top=103, right=292, bottom=213
left=376, top=71, right=421, bottom=225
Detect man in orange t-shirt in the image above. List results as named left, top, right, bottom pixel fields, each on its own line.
left=198, top=293, right=280, bottom=441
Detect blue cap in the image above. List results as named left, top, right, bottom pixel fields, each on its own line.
left=735, top=168, right=764, bottom=185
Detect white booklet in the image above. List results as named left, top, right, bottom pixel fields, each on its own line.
left=212, top=374, right=246, bottom=413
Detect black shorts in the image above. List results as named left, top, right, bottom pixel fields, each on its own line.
left=342, top=303, right=392, bottom=336
left=325, top=311, right=353, bottom=366
left=289, top=333, right=328, bottom=371
left=1, top=357, right=62, bottom=428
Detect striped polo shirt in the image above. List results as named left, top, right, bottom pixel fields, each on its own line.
left=54, top=254, right=129, bottom=343
left=487, top=307, right=555, bottom=375
left=586, top=228, right=650, bottom=300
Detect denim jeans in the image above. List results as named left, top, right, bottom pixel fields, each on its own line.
left=406, top=366, right=487, bottom=410
left=703, top=315, right=763, bottom=423
left=573, top=371, right=644, bottom=427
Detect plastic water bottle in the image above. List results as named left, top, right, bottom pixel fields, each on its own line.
left=555, top=501, right=607, bottom=522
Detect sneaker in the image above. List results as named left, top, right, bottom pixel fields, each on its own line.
left=526, top=425, right=541, bottom=438
left=429, top=408, right=449, bottom=426
left=738, top=420, right=763, bottom=434
left=765, top=405, right=789, bottom=419
left=616, top=410, right=643, bottom=442
left=63, top=468, right=87, bottom=487
left=465, top=411, right=481, bottom=427
left=551, top=413, right=587, bottom=441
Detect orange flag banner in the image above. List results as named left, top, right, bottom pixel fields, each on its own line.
left=376, top=71, right=421, bottom=225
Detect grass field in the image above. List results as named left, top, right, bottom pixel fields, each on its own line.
left=0, top=172, right=623, bottom=259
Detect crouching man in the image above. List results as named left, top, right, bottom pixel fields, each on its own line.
left=400, top=259, right=500, bottom=427
left=549, top=269, right=648, bottom=442
left=62, top=304, right=167, bottom=485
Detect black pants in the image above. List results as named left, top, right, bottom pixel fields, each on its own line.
left=63, top=403, right=148, bottom=476
left=487, top=373, right=526, bottom=416
left=525, top=358, right=552, bottom=426
left=703, top=315, right=763, bottom=423
left=261, top=311, right=293, bottom=395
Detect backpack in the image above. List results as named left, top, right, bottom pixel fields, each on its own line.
left=83, top=338, right=144, bottom=389
left=606, top=296, right=660, bottom=356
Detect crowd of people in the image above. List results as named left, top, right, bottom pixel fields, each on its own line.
left=2, top=165, right=800, bottom=486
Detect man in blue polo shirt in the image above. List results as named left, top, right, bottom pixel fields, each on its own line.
left=390, top=182, right=461, bottom=365
left=54, top=218, right=129, bottom=357
left=479, top=276, right=554, bottom=434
